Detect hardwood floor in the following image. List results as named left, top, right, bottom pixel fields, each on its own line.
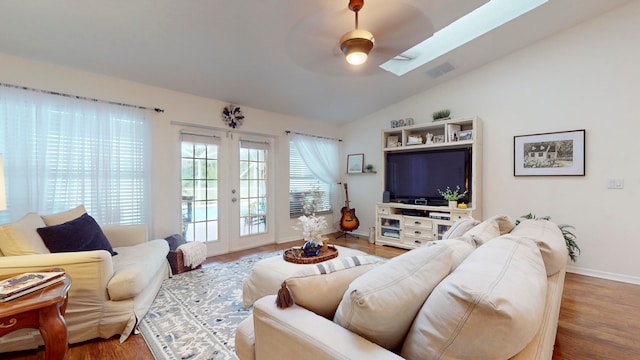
left=4, top=234, right=640, bottom=359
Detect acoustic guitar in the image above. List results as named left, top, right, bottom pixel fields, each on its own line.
left=339, top=183, right=360, bottom=231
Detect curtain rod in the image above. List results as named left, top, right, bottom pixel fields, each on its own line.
left=0, top=82, right=164, bottom=113
left=285, top=130, right=342, bottom=142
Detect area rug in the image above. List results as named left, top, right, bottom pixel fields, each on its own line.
left=139, top=250, right=282, bottom=360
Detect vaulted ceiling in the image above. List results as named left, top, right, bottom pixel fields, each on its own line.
left=0, top=0, right=629, bottom=123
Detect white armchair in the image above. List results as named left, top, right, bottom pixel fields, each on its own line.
left=0, top=211, right=170, bottom=352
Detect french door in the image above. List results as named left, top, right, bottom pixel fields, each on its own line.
left=181, top=130, right=274, bottom=256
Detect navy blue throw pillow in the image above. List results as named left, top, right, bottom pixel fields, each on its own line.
left=164, top=233, right=186, bottom=251
left=37, top=213, right=118, bottom=256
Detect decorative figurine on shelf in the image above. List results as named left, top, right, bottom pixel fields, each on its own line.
left=425, top=132, right=434, bottom=144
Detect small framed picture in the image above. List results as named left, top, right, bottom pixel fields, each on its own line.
left=433, top=135, right=445, bottom=143
left=347, top=153, right=364, bottom=174
left=459, top=130, right=473, bottom=141
left=386, top=135, right=399, bottom=148
left=514, top=129, right=585, bottom=176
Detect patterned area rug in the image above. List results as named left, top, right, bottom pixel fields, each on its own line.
left=139, top=250, right=282, bottom=360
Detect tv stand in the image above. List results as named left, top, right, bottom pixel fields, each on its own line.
left=379, top=116, right=482, bottom=250
left=376, top=203, right=473, bottom=250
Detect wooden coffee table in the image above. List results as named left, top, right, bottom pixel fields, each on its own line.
left=0, top=272, right=71, bottom=360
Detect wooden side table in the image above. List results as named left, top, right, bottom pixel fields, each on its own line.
left=0, top=273, right=71, bottom=360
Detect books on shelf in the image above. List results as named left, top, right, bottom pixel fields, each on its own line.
left=0, top=271, right=65, bottom=302
left=446, top=124, right=461, bottom=142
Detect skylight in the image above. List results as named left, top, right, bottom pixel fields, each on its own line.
left=379, top=0, right=548, bottom=76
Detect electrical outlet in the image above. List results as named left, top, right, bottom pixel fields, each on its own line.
left=607, top=178, right=624, bottom=189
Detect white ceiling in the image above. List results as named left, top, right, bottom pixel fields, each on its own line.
left=0, top=0, right=629, bottom=123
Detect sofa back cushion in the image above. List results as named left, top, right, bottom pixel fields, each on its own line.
left=401, top=237, right=547, bottom=360
left=510, top=219, right=568, bottom=276
left=333, top=241, right=474, bottom=350
left=0, top=212, right=51, bottom=256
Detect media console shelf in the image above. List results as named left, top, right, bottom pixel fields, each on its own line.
left=376, top=203, right=473, bottom=249
left=377, top=116, right=482, bottom=250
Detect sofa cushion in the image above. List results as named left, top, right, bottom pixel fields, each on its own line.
left=281, top=255, right=383, bottom=319
left=460, top=218, right=500, bottom=246
left=510, top=219, right=568, bottom=276
left=41, top=204, right=86, bottom=226
left=440, top=239, right=476, bottom=268
left=401, top=237, right=547, bottom=360
left=333, top=242, right=461, bottom=350
left=37, top=213, right=117, bottom=256
left=108, top=239, right=169, bottom=301
left=442, top=217, right=479, bottom=239
left=0, top=212, right=51, bottom=256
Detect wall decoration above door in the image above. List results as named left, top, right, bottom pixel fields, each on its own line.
left=222, top=104, right=244, bottom=128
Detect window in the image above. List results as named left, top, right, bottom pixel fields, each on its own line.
left=0, top=86, right=150, bottom=225
left=180, top=133, right=219, bottom=242
left=289, top=143, right=332, bottom=216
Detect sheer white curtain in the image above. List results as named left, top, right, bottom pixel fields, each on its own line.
left=0, top=85, right=151, bottom=225
left=289, top=133, right=340, bottom=218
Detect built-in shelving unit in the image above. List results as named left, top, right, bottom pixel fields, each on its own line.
left=376, top=116, right=483, bottom=250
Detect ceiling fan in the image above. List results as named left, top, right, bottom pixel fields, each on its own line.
left=339, top=0, right=375, bottom=66
left=284, top=1, right=483, bottom=76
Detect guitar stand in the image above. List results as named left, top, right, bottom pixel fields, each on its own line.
left=337, top=231, right=358, bottom=240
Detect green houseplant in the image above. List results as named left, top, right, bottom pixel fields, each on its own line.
left=438, top=186, right=468, bottom=208
left=432, top=109, right=451, bottom=121
left=438, top=186, right=468, bottom=201
left=516, top=213, right=581, bottom=262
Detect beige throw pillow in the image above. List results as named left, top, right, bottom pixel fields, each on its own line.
left=0, top=212, right=51, bottom=255
left=460, top=218, right=500, bottom=246
left=41, top=204, right=87, bottom=226
left=401, top=237, right=547, bottom=360
left=333, top=242, right=455, bottom=350
left=441, top=217, right=479, bottom=239
left=487, top=214, right=516, bottom=234
left=282, top=255, right=384, bottom=319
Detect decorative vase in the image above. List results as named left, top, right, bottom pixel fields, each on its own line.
left=302, top=241, right=321, bottom=257
left=448, top=200, right=458, bottom=208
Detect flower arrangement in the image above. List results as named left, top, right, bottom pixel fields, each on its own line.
left=438, top=186, right=468, bottom=201
left=294, top=185, right=327, bottom=252
left=297, top=215, right=327, bottom=246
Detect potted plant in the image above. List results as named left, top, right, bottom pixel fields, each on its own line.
left=438, top=186, right=468, bottom=208
left=365, top=164, right=375, bottom=173
left=432, top=109, right=451, bottom=121
left=516, top=213, right=581, bottom=262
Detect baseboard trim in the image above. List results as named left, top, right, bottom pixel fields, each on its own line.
left=567, top=265, right=640, bottom=286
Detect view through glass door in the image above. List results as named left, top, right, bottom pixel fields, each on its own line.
left=181, top=130, right=274, bottom=256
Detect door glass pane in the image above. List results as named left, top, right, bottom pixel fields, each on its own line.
left=181, top=139, right=219, bottom=242
left=240, top=142, right=268, bottom=236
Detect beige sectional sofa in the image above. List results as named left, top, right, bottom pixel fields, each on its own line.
left=236, top=217, right=568, bottom=360
left=0, top=207, right=170, bottom=352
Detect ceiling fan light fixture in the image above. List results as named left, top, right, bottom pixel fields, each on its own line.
left=340, top=29, right=374, bottom=66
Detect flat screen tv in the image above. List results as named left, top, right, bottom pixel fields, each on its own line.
left=385, top=148, right=471, bottom=205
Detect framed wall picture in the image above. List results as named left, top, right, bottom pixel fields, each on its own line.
left=347, top=153, right=364, bottom=174
left=386, top=135, right=399, bottom=148
left=514, top=129, right=585, bottom=176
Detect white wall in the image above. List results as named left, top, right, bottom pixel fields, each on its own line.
left=0, top=52, right=341, bottom=246
left=340, top=2, right=640, bottom=283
